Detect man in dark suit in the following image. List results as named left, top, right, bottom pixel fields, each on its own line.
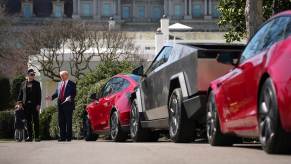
left=47, top=71, right=76, bottom=142
left=18, top=69, right=42, bottom=142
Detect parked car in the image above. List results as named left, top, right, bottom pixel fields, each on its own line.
left=130, top=42, right=244, bottom=142
left=84, top=74, right=140, bottom=142
left=207, top=11, right=291, bottom=154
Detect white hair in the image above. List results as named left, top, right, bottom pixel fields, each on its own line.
left=60, top=71, right=69, bottom=76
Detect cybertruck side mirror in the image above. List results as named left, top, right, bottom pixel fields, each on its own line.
left=132, top=65, right=145, bottom=77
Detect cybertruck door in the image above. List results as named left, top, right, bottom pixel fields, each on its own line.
left=141, top=46, right=173, bottom=120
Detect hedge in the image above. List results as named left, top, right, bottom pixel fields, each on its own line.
left=39, top=106, right=57, bottom=140
left=0, top=111, right=14, bottom=139
left=0, top=77, right=11, bottom=111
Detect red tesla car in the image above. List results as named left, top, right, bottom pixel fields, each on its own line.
left=207, top=11, right=291, bottom=154
left=84, top=74, right=140, bottom=142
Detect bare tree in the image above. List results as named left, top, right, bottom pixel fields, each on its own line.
left=23, top=21, right=141, bottom=81
left=92, top=30, right=138, bottom=62
left=67, top=23, right=95, bottom=79
left=23, top=22, right=67, bottom=81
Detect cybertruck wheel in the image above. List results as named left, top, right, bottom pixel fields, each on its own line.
left=84, top=116, right=99, bottom=141
left=207, top=91, right=239, bottom=146
left=259, top=78, right=291, bottom=154
left=168, top=88, right=196, bottom=143
left=130, top=99, right=158, bottom=142
left=110, top=111, right=128, bottom=142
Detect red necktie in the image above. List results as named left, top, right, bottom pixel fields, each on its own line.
left=60, top=81, right=66, bottom=101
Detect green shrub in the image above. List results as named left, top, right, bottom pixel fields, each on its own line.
left=11, top=75, right=25, bottom=101
left=49, top=112, right=59, bottom=139
left=39, top=106, right=57, bottom=140
left=0, top=111, right=14, bottom=139
left=0, top=77, right=11, bottom=111
left=72, top=61, right=135, bottom=139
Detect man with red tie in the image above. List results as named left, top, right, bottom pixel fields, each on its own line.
left=47, top=71, right=76, bottom=142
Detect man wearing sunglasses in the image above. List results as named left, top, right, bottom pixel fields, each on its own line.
left=17, top=69, right=42, bottom=142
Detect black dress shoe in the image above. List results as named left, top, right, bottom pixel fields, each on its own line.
left=35, top=138, right=41, bottom=142
left=67, top=139, right=72, bottom=142
left=25, top=138, right=33, bottom=142
left=58, top=139, right=66, bottom=142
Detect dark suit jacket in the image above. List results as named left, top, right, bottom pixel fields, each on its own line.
left=18, top=80, right=42, bottom=106
left=52, top=80, right=76, bottom=110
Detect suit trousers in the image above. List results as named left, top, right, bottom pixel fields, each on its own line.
left=24, top=103, right=39, bottom=139
left=58, top=103, right=73, bottom=140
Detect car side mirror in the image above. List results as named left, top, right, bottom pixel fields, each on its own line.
left=217, top=53, right=238, bottom=66
left=132, top=65, right=145, bottom=77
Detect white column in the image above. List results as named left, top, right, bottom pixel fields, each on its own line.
left=168, top=0, right=172, bottom=18
left=204, top=0, right=208, bottom=15
left=132, top=0, right=135, bottom=21
left=184, top=0, right=192, bottom=19
left=189, top=0, right=192, bottom=16
left=208, top=0, right=212, bottom=15
left=147, top=0, right=151, bottom=21
left=72, top=0, right=80, bottom=18
left=155, top=30, right=164, bottom=55
left=93, top=0, right=97, bottom=19
left=163, top=0, right=168, bottom=16
left=204, top=0, right=211, bottom=19
left=97, top=0, right=101, bottom=18
left=184, top=0, right=187, bottom=16
left=117, top=0, right=121, bottom=19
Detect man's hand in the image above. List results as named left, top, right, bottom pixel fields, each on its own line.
left=36, top=105, right=41, bottom=112
left=45, top=96, right=52, bottom=101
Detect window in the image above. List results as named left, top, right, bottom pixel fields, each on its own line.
left=285, top=17, right=291, bottom=38
left=192, top=2, right=202, bottom=17
left=121, top=79, right=130, bottom=90
left=54, top=3, right=63, bottom=17
left=212, top=1, right=219, bottom=18
left=102, top=2, right=112, bottom=16
left=147, top=46, right=173, bottom=73
left=152, top=6, right=162, bottom=20
left=174, top=5, right=182, bottom=17
left=240, top=20, right=274, bottom=64
left=130, top=75, right=141, bottom=83
left=263, top=17, right=289, bottom=49
left=81, top=1, right=93, bottom=17
left=23, top=3, right=32, bottom=18
left=101, top=81, right=113, bottom=97
left=137, top=6, right=145, bottom=18
left=109, top=78, right=131, bottom=93
left=122, top=6, right=130, bottom=18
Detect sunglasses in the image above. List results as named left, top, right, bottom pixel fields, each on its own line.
left=29, top=73, right=35, bottom=76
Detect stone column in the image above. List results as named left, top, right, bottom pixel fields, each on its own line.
left=72, top=0, right=78, bottom=18
left=189, top=0, right=192, bottom=16
left=132, top=0, right=135, bottom=21
left=160, top=16, right=169, bottom=42
left=97, top=0, right=101, bottom=19
left=184, top=0, right=192, bottom=19
left=116, top=0, right=121, bottom=20
left=163, top=0, right=168, bottom=16
left=168, top=0, right=172, bottom=19
left=155, top=29, right=164, bottom=55
left=208, top=0, right=212, bottom=16
left=204, top=0, right=211, bottom=19
left=93, top=0, right=97, bottom=19
left=146, top=0, right=151, bottom=21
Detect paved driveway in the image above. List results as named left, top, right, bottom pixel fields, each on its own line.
left=0, top=140, right=290, bottom=164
